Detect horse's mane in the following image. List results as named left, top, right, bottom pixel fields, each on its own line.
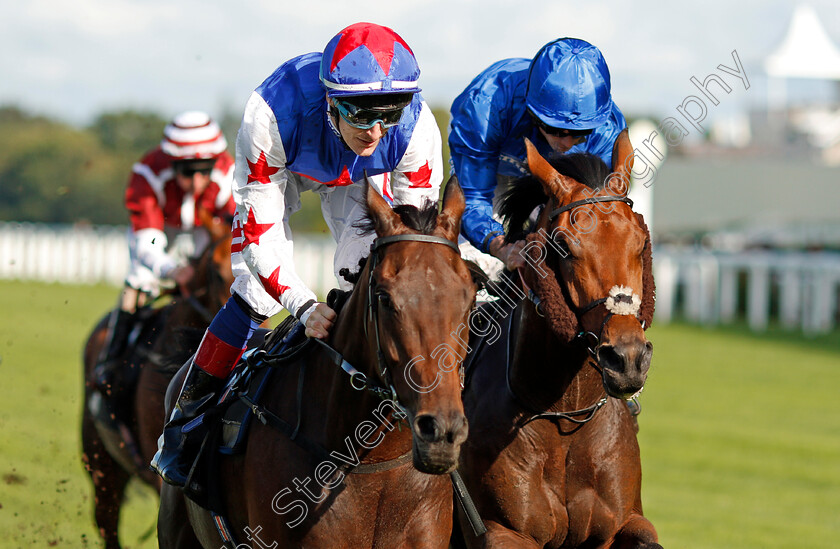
left=498, top=153, right=610, bottom=242
left=342, top=200, right=439, bottom=284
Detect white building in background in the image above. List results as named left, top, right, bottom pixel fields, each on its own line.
left=764, top=4, right=840, bottom=164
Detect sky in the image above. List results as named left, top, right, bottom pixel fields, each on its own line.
left=2, top=0, right=839, bottom=127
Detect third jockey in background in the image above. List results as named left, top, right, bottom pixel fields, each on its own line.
left=152, top=22, right=443, bottom=486
left=448, top=37, right=627, bottom=276
left=91, top=111, right=234, bottom=421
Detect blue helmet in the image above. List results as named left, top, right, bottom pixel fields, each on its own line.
left=526, top=38, right=614, bottom=130
left=320, top=22, right=421, bottom=98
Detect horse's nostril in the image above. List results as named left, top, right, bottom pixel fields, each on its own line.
left=414, top=414, right=442, bottom=443
left=597, top=345, right=622, bottom=371
left=446, top=415, right=469, bottom=445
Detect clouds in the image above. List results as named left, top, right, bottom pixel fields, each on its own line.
left=2, top=0, right=837, bottom=125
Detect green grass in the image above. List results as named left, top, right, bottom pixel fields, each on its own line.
left=1, top=280, right=839, bottom=548
left=638, top=322, right=840, bottom=548
left=0, top=281, right=158, bottom=548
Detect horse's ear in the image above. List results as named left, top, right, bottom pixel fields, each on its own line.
left=437, top=174, right=465, bottom=243
left=524, top=138, right=575, bottom=198
left=610, top=129, right=634, bottom=196
left=365, top=176, right=403, bottom=236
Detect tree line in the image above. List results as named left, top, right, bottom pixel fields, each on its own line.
left=0, top=105, right=452, bottom=232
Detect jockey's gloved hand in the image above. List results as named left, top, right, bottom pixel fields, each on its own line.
left=488, top=236, right=526, bottom=272
left=301, top=302, right=336, bottom=339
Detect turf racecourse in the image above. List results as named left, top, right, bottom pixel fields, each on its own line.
left=1, top=280, right=838, bottom=548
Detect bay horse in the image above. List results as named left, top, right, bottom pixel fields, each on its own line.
left=158, top=178, right=476, bottom=549
left=455, top=134, right=661, bottom=548
left=81, top=210, right=234, bottom=549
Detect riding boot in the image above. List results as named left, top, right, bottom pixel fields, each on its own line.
left=150, top=358, right=225, bottom=487
left=92, top=309, right=134, bottom=391
left=89, top=309, right=135, bottom=428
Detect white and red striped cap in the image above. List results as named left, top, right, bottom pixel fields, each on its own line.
left=161, top=111, right=227, bottom=159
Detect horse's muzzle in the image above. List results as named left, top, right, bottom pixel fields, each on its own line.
left=411, top=412, right=468, bottom=474
left=597, top=340, right=653, bottom=400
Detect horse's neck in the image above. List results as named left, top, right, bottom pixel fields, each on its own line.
left=310, top=282, right=412, bottom=460
left=509, top=302, right=601, bottom=412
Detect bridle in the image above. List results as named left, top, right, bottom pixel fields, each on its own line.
left=366, top=233, right=460, bottom=405
left=512, top=193, right=643, bottom=426
left=542, top=194, right=638, bottom=346
left=311, top=233, right=461, bottom=413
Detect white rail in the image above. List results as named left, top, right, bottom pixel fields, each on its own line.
left=2, top=223, right=838, bottom=334
left=653, top=246, right=840, bottom=334
left=0, top=222, right=336, bottom=297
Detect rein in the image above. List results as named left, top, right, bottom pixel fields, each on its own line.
left=502, top=305, right=608, bottom=427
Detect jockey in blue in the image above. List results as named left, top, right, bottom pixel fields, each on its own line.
left=152, top=22, right=443, bottom=486
left=449, top=37, right=627, bottom=274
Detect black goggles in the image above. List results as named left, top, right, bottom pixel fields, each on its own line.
left=173, top=160, right=214, bottom=177
left=530, top=112, right=593, bottom=141
left=333, top=99, right=406, bottom=130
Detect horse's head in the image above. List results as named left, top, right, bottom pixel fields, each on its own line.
left=362, top=177, right=475, bottom=474
left=522, top=133, right=654, bottom=399
left=191, top=208, right=235, bottom=312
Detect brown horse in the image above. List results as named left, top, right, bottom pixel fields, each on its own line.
left=81, top=210, right=234, bottom=549
left=158, top=178, right=476, bottom=549
left=455, top=134, right=660, bottom=549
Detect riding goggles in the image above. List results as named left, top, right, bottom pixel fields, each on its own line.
left=333, top=99, right=405, bottom=130
left=530, top=112, right=593, bottom=143
left=173, top=159, right=215, bottom=177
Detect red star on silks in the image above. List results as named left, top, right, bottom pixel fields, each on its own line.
left=296, top=165, right=354, bottom=187
left=259, top=266, right=290, bottom=301
left=329, top=24, right=413, bottom=74
left=406, top=161, right=432, bottom=188
left=246, top=151, right=280, bottom=184
left=326, top=165, right=354, bottom=187
left=242, top=208, right=274, bottom=248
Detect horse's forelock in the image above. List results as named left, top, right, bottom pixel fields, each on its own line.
left=548, top=153, right=611, bottom=191
left=355, top=200, right=439, bottom=236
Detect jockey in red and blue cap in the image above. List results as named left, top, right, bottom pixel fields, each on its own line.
left=152, top=23, right=443, bottom=486
left=448, top=38, right=627, bottom=275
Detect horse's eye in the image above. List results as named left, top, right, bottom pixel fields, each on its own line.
left=377, top=291, right=393, bottom=309
left=554, top=238, right=571, bottom=259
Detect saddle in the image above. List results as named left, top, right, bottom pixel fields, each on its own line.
left=181, top=289, right=352, bottom=510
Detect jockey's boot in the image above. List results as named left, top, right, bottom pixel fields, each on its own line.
left=89, top=309, right=135, bottom=428
left=150, top=358, right=225, bottom=487
left=92, top=309, right=134, bottom=393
